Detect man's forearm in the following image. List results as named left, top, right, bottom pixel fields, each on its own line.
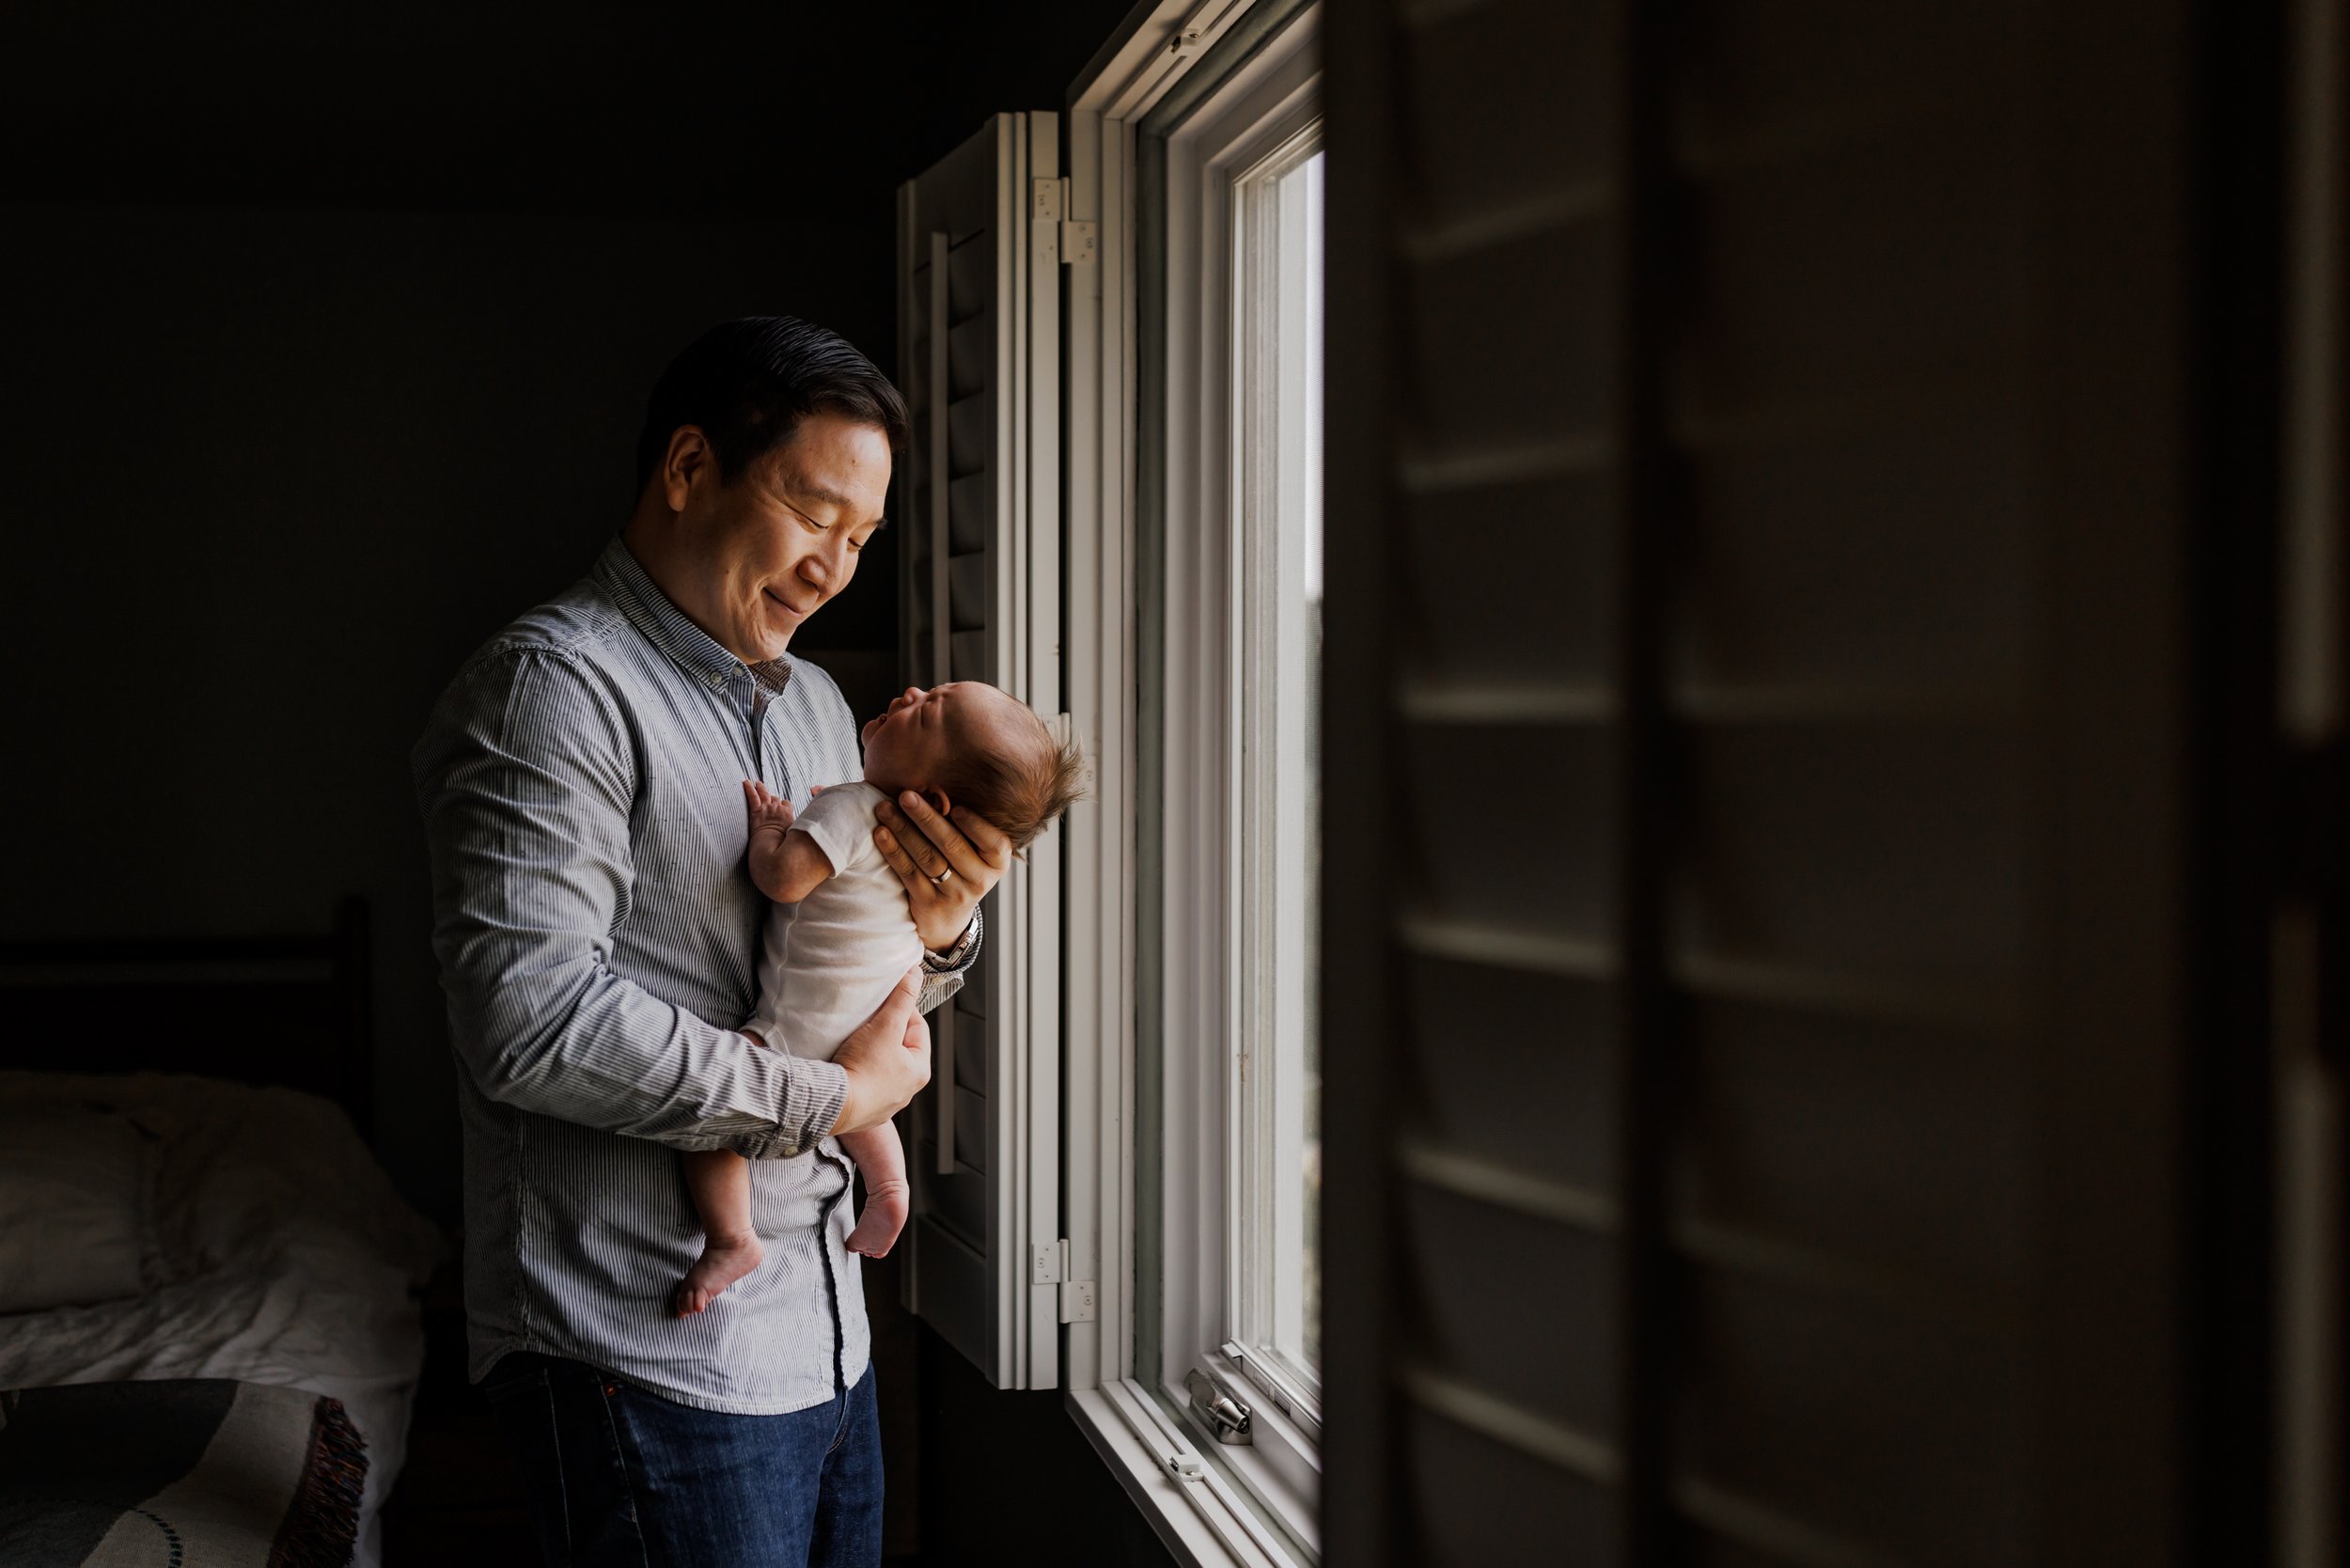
left=915, top=908, right=984, bottom=1016
left=445, top=933, right=845, bottom=1158
left=922, top=906, right=983, bottom=972
left=830, top=1068, right=887, bottom=1139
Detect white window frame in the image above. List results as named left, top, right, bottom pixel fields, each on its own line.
left=1061, top=5, right=1324, bottom=1567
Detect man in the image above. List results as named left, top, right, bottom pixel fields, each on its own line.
left=415, top=318, right=1007, bottom=1566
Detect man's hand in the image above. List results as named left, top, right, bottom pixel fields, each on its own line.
left=828, top=967, right=931, bottom=1137
left=874, top=791, right=1012, bottom=951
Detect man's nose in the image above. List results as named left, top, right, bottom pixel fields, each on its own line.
left=805, top=534, right=854, bottom=590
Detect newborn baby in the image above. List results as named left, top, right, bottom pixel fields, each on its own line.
left=673, top=681, right=1085, bottom=1316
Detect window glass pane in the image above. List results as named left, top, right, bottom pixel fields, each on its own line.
left=1238, top=140, right=1325, bottom=1383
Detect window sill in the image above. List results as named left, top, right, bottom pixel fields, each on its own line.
left=1068, top=1380, right=1311, bottom=1568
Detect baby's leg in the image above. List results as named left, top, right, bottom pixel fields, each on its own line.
left=840, top=1121, right=911, bottom=1259
left=674, top=1150, right=764, bottom=1317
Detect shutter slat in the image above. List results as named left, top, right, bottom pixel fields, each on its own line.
left=1402, top=1182, right=1617, bottom=1437
left=1397, top=434, right=1614, bottom=491
left=1670, top=952, right=2023, bottom=1035
left=1395, top=915, right=1615, bottom=979
left=1400, top=951, right=1613, bottom=1191
left=1399, top=723, right=1613, bottom=937
left=1401, top=222, right=1616, bottom=454
left=1671, top=1221, right=2017, bottom=1336
left=1398, top=184, right=1617, bottom=266
left=1402, top=1367, right=1622, bottom=1484
left=1402, top=1403, right=1620, bottom=1565
left=1674, top=1479, right=1920, bottom=1568
left=1398, top=682, right=1615, bottom=725
left=1399, top=1140, right=1617, bottom=1231
left=1676, top=1266, right=2025, bottom=1567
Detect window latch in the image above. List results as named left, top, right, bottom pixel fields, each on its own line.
left=1183, top=1367, right=1254, bottom=1445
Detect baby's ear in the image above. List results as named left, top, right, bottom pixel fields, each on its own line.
left=926, top=789, right=953, bottom=818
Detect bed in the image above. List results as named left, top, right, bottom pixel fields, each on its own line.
left=0, top=901, right=442, bottom=1568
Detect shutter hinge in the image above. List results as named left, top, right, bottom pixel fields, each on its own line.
left=1034, top=176, right=1096, bottom=266
left=1036, top=1239, right=1096, bottom=1321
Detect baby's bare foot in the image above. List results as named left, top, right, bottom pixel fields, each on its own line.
left=674, top=1231, right=763, bottom=1317
left=847, top=1179, right=910, bottom=1259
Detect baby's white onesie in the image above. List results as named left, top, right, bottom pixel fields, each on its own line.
left=744, top=783, right=926, bottom=1060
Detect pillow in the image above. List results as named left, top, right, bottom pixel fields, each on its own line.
left=0, top=1102, right=160, bottom=1314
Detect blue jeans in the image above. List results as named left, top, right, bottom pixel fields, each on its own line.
left=483, top=1353, right=883, bottom=1568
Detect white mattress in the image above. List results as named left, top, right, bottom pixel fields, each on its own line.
left=0, top=1072, right=443, bottom=1568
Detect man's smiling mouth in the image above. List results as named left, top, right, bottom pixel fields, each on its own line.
left=762, top=587, right=807, bottom=619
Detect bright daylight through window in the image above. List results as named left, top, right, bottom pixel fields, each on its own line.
left=1235, top=139, right=1324, bottom=1389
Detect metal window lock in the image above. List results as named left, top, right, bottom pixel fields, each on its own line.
left=1183, top=1367, right=1254, bottom=1446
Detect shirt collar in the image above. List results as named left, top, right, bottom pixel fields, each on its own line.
left=597, top=538, right=793, bottom=706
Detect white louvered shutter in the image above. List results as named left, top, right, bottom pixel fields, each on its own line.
left=895, top=111, right=1066, bottom=1391
left=1322, top=2, right=2212, bottom=1565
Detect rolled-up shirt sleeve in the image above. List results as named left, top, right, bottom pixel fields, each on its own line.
left=415, top=646, right=843, bottom=1157
left=916, top=907, right=982, bottom=1015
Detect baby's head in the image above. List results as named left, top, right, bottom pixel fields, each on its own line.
left=859, top=682, right=1086, bottom=854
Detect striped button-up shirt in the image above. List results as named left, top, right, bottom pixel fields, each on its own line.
left=414, top=538, right=968, bottom=1413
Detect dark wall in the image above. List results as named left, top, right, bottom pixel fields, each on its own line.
left=0, top=202, right=878, bottom=1215
left=0, top=0, right=1133, bottom=1221
left=916, top=1326, right=1179, bottom=1568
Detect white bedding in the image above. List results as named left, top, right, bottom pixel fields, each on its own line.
left=0, top=1072, right=443, bottom=1568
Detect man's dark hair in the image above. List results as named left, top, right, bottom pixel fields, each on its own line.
left=634, top=316, right=910, bottom=494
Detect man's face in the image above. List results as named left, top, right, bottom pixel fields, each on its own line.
left=667, top=411, right=893, bottom=663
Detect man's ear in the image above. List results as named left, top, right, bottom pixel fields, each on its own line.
left=662, top=426, right=715, bottom=513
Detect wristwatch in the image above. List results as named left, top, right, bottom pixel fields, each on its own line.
left=922, top=908, right=984, bottom=972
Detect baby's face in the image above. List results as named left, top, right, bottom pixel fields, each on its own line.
left=860, top=682, right=1026, bottom=792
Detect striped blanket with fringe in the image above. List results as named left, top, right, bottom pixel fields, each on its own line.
left=0, top=1380, right=367, bottom=1568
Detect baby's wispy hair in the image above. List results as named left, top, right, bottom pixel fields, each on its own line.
left=935, top=708, right=1088, bottom=856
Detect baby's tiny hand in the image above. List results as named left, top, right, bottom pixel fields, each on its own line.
left=744, top=779, right=796, bottom=836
